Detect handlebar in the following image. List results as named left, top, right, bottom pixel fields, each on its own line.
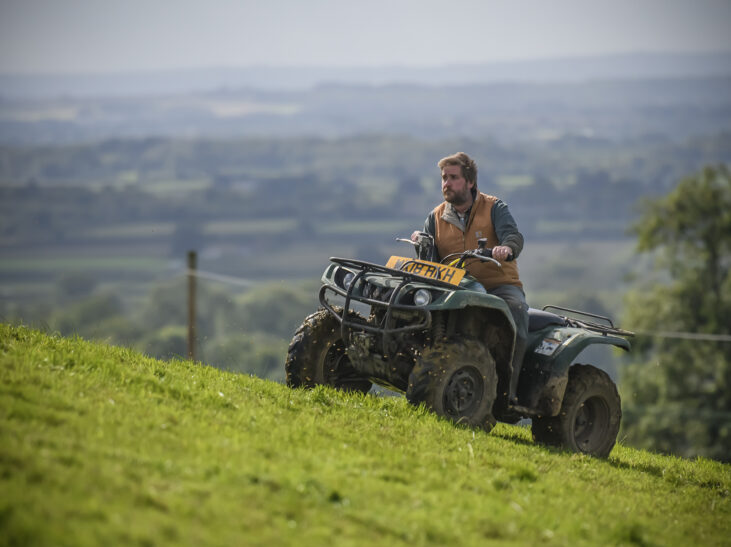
left=459, top=250, right=503, bottom=268
left=472, top=247, right=514, bottom=262
left=398, top=235, right=512, bottom=269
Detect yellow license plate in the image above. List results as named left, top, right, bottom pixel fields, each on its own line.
left=385, top=256, right=465, bottom=286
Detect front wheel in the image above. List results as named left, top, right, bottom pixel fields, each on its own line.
left=285, top=309, right=372, bottom=393
left=406, top=338, right=497, bottom=431
left=532, top=364, right=621, bottom=457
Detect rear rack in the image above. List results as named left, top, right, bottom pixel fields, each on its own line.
left=542, top=305, right=635, bottom=337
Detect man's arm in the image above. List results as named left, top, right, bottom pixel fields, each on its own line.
left=422, top=212, right=439, bottom=261
left=409, top=212, right=439, bottom=261
left=492, top=200, right=524, bottom=259
left=423, top=211, right=436, bottom=239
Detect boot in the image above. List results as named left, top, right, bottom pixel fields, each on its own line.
left=507, top=337, right=526, bottom=406
left=508, top=360, right=522, bottom=406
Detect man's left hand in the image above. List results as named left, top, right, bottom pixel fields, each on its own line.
left=492, top=245, right=513, bottom=261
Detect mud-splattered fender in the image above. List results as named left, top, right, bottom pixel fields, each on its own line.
left=437, top=289, right=515, bottom=325
left=523, top=328, right=631, bottom=416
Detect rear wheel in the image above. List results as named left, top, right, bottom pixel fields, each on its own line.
left=532, top=364, right=621, bottom=457
left=406, top=338, right=497, bottom=431
left=285, top=309, right=372, bottom=393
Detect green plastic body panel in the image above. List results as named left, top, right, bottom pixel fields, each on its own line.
left=519, top=325, right=631, bottom=416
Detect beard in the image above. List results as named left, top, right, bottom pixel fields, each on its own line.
left=443, top=187, right=471, bottom=207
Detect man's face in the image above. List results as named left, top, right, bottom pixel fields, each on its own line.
left=441, top=164, right=473, bottom=206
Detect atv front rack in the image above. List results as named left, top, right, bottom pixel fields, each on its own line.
left=543, top=305, right=635, bottom=338
left=328, top=257, right=465, bottom=290
left=320, top=257, right=457, bottom=354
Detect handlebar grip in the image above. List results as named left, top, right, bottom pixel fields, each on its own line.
left=480, top=248, right=514, bottom=261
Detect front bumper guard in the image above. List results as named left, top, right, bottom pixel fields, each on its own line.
left=318, top=263, right=433, bottom=356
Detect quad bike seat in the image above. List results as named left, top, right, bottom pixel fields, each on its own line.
left=528, top=308, right=567, bottom=332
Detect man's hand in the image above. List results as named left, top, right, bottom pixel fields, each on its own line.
left=492, top=245, right=513, bottom=261
left=410, top=231, right=421, bottom=242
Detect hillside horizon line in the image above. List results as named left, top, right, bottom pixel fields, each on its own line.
left=2, top=50, right=730, bottom=99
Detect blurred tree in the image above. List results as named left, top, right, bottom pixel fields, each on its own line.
left=620, top=165, right=731, bottom=462
left=52, top=292, right=125, bottom=339
left=235, top=282, right=318, bottom=339
left=202, top=333, right=287, bottom=382
left=92, top=315, right=145, bottom=347
left=140, top=278, right=236, bottom=340
left=139, top=325, right=187, bottom=360
left=50, top=291, right=145, bottom=345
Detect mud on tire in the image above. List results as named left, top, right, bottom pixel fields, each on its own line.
left=285, top=309, right=372, bottom=393
left=532, top=364, right=621, bottom=458
left=406, top=338, right=497, bottom=431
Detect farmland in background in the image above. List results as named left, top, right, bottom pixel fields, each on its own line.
left=2, top=131, right=729, bottom=380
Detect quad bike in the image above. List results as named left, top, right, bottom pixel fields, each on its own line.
left=285, top=234, right=634, bottom=457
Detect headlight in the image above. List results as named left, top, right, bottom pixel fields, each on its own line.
left=343, top=272, right=355, bottom=289
left=413, top=288, right=432, bottom=306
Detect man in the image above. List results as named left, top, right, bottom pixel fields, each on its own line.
left=412, top=152, right=529, bottom=406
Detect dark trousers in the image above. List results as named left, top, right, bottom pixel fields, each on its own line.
left=486, top=284, right=529, bottom=400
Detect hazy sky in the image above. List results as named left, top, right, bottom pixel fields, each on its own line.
left=1, top=0, right=730, bottom=74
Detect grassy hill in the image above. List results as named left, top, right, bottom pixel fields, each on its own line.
left=1, top=324, right=729, bottom=546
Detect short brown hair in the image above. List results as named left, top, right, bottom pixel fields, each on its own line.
left=438, top=152, right=477, bottom=186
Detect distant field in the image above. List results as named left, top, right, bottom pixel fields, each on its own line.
left=316, top=220, right=411, bottom=236
left=0, top=233, right=637, bottom=304
left=0, top=281, right=55, bottom=303
left=496, top=174, right=534, bottom=188
left=140, top=179, right=212, bottom=195
left=204, top=219, right=298, bottom=235
left=75, top=218, right=412, bottom=239
left=534, top=219, right=627, bottom=235
left=0, top=256, right=170, bottom=274
left=87, top=222, right=175, bottom=239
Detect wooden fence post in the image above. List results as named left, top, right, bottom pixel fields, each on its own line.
left=187, top=250, right=196, bottom=361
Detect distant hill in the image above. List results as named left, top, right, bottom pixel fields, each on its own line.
left=1, top=323, right=729, bottom=545
left=1, top=74, right=730, bottom=145
left=1, top=51, right=730, bottom=98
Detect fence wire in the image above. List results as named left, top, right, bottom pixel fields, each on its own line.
left=187, top=268, right=258, bottom=287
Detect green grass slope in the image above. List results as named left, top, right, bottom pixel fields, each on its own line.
left=1, top=324, right=729, bottom=546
